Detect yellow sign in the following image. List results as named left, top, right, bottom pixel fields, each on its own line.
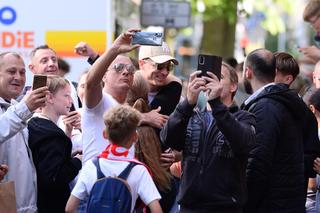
left=45, top=31, right=106, bottom=57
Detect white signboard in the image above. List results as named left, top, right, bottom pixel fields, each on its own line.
left=141, top=0, right=190, bottom=28
left=0, top=0, right=114, bottom=85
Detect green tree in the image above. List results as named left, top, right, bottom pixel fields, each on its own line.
left=191, top=0, right=296, bottom=56
left=191, top=0, right=238, bottom=57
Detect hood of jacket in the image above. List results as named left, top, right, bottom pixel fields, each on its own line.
left=244, top=83, right=309, bottom=122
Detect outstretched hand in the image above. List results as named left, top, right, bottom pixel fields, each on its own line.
left=141, top=106, right=169, bottom=129
left=111, top=28, right=141, bottom=54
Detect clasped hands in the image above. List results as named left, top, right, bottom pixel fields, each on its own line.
left=187, top=71, right=222, bottom=105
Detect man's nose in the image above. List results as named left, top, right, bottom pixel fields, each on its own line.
left=159, top=67, right=169, bottom=75
left=48, top=59, right=55, bottom=66
left=14, top=72, right=23, bottom=80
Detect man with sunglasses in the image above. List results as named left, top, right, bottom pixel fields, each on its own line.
left=138, top=42, right=182, bottom=129
left=300, top=0, right=320, bottom=64
left=75, top=39, right=182, bottom=212
left=80, top=29, right=140, bottom=165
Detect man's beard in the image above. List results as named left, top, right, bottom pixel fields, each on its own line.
left=243, top=79, right=253, bottom=95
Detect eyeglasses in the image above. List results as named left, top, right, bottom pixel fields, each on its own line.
left=145, top=59, right=174, bottom=71
left=111, top=63, right=136, bottom=74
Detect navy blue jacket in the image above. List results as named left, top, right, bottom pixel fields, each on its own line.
left=161, top=98, right=256, bottom=212
left=242, top=83, right=318, bottom=213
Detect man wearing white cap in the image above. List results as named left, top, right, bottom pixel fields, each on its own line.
left=138, top=42, right=182, bottom=213
left=138, top=42, right=182, bottom=128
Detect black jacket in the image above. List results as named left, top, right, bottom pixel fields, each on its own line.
left=28, top=117, right=81, bottom=213
left=160, top=98, right=256, bottom=212
left=242, top=83, right=317, bottom=213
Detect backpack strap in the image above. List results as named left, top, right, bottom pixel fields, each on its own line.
left=118, top=162, right=138, bottom=180
left=92, top=157, right=105, bottom=179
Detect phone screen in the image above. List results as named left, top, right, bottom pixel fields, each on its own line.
left=197, top=54, right=222, bottom=80
left=132, top=32, right=163, bottom=46
left=32, top=75, right=47, bottom=90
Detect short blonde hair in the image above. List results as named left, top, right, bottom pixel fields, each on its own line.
left=103, top=105, right=141, bottom=145
left=46, top=75, right=69, bottom=94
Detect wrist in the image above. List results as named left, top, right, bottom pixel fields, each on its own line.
left=108, top=46, right=121, bottom=55
left=186, top=96, right=196, bottom=105
left=87, top=54, right=99, bottom=65
left=89, top=52, right=98, bottom=59
left=65, top=128, right=73, bottom=138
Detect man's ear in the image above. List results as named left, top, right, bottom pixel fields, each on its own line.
left=138, top=60, right=145, bottom=69
left=245, top=67, right=252, bottom=79
left=230, top=83, right=238, bottom=94
left=103, top=129, right=108, bottom=139
left=28, top=63, right=35, bottom=74
left=310, top=104, right=316, bottom=114
left=46, top=93, right=54, bottom=104
left=131, top=130, right=138, bottom=143
left=285, top=75, right=294, bottom=85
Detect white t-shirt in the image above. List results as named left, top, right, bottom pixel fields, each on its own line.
left=71, top=158, right=161, bottom=212
left=81, top=92, right=118, bottom=164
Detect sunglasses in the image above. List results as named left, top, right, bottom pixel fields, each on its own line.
left=112, top=63, right=136, bottom=74
left=146, top=59, right=174, bottom=71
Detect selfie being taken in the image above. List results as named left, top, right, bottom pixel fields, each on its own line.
left=1, top=1, right=320, bottom=213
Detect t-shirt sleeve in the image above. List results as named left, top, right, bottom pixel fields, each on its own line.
left=71, top=161, right=97, bottom=200
left=136, top=165, right=161, bottom=205
left=83, top=93, right=111, bottom=116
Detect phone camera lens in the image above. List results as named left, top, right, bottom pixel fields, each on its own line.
left=199, top=56, right=205, bottom=65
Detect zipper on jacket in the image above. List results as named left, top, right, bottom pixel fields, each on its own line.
left=196, top=109, right=208, bottom=175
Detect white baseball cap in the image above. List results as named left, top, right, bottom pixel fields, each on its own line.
left=138, top=42, right=179, bottom=65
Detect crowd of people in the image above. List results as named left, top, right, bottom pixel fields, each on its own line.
left=3, top=0, right=320, bottom=213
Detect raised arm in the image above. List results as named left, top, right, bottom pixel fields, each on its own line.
left=160, top=71, right=205, bottom=150
left=84, top=29, right=140, bottom=108
left=0, top=87, right=47, bottom=142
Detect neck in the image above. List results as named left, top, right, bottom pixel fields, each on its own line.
left=41, top=108, right=59, bottom=124
left=221, top=97, right=233, bottom=107
left=104, top=87, right=127, bottom=104
left=149, top=85, right=160, bottom=93
left=251, top=78, right=271, bottom=93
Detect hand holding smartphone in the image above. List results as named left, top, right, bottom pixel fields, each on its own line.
left=132, top=32, right=163, bottom=46
left=32, top=75, right=47, bottom=90
left=197, top=54, right=222, bottom=80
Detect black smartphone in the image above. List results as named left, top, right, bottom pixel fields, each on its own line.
left=32, top=74, right=47, bottom=90
left=197, top=54, right=222, bottom=80
left=132, top=32, right=163, bottom=46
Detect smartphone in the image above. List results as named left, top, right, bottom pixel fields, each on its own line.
left=69, top=104, right=76, bottom=112
left=197, top=54, right=222, bottom=80
left=132, top=32, right=163, bottom=46
left=32, top=74, right=47, bottom=90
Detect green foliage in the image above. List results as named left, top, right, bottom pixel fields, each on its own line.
left=191, top=0, right=238, bottom=23
left=190, top=0, right=297, bottom=34
left=243, top=0, right=298, bottom=35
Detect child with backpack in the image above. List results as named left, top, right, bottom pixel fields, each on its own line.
left=65, top=105, right=162, bottom=213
